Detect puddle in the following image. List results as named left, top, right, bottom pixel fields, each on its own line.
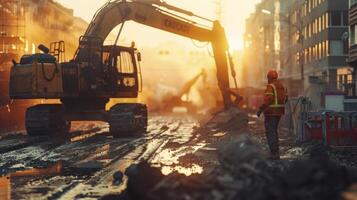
left=161, top=164, right=203, bottom=176
left=0, top=116, right=202, bottom=198
left=213, top=132, right=226, bottom=137
left=0, top=176, right=10, bottom=200
left=70, top=128, right=107, bottom=142
left=0, top=162, right=63, bottom=200
left=151, top=142, right=206, bottom=176
left=6, top=162, right=62, bottom=178
left=148, top=119, right=206, bottom=177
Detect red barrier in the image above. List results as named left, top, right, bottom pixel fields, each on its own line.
left=303, top=112, right=357, bottom=146
left=324, top=113, right=357, bottom=146
left=304, top=114, right=324, bottom=141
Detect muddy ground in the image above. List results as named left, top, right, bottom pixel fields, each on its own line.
left=0, top=109, right=357, bottom=200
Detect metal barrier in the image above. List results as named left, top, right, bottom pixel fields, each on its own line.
left=300, top=111, right=357, bottom=146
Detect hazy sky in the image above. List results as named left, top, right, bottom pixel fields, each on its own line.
left=57, top=0, right=260, bottom=50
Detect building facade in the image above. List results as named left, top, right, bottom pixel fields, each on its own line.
left=244, top=0, right=350, bottom=109
left=347, top=0, right=357, bottom=110
left=242, top=0, right=275, bottom=88
left=348, top=0, right=357, bottom=101
left=287, top=0, right=349, bottom=109
left=0, top=0, right=88, bottom=65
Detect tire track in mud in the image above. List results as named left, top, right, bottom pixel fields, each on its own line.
left=0, top=123, right=107, bottom=155
left=58, top=118, right=201, bottom=199
left=3, top=116, right=192, bottom=200
left=55, top=121, right=183, bottom=199
left=0, top=125, right=109, bottom=175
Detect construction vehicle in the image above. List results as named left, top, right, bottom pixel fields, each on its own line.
left=9, top=0, right=238, bottom=137
left=161, top=70, right=206, bottom=113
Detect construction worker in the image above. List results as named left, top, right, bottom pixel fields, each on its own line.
left=257, top=70, right=288, bottom=160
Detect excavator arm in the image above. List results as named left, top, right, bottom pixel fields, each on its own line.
left=75, top=0, right=234, bottom=108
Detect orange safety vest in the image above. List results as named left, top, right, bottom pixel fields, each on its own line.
left=263, top=80, right=287, bottom=116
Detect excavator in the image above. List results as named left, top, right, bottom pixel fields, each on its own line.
left=9, top=0, right=238, bottom=137
left=161, top=69, right=207, bottom=113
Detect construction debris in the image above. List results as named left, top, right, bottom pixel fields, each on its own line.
left=117, top=109, right=357, bottom=200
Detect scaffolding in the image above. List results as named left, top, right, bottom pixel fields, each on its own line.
left=0, top=0, right=26, bottom=65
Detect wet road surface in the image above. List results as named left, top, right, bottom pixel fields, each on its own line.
left=0, top=115, right=204, bottom=200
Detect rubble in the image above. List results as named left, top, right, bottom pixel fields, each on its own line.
left=119, top=109, right=357, bottom=200
left=136, top=141, right=357, bottom=200
left=126, top=162, right=165, bottom=199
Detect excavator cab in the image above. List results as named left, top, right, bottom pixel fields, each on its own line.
left=75, top=36, right=141, bottom=97
left=102, top=45, right=141, bottom=98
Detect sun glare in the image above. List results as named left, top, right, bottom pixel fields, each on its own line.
left=227, top=35, right=244, bottom=51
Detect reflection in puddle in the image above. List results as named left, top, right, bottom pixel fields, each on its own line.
left=161, top=164, right=203, bottom=176
left=151, top=142, right=206, bottom=176
left=0, top=162, right=62, bottom=200
left=0, top=176, right=10, bottom=200
left=213, top=132, right=226, bottom=137
left=9, top=162, right=62, bottom=177
left=70, top=129, right=107, bottom=142
left=152, top=143, right=205, bottom=166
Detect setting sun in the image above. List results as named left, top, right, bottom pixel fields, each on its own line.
left=227, top=35, right=244, bottom=50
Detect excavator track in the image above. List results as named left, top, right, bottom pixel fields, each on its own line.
left=25, top=104, right=70, bottom=136
left=109, top=103, right=148, bottom=137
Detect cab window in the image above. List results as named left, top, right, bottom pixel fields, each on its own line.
left=117, top=51, right=134, bottom=74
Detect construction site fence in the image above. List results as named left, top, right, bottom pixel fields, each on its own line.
left=298, top=111, right=357, bottom=147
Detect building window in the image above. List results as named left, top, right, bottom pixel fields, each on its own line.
left=330, top=11, right=348, bottom=26
left=351, top=0, right=357, bottom=7
left=310, top=47, right=313, bottom=61
left=343, top=11, right=348, bottom=26
left=337, top=68, right=356, bottom=97
left=330, top=11, right=341, bottom=26
left=344, top=40, right=349, bottom=54
left=351, top=25, right=357, bottom=45
left=327, top=40, right=330, bottom=55
left=330, top=40, right=344, bottom=56
left=305, top=48, right=309, bottom=64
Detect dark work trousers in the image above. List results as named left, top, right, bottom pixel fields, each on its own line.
left=264, top=115, right=282, bottom=155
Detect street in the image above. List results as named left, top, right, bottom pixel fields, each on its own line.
left=0, top=115, right=204, bottom=199
left=0, top=109, right=356, bottom=200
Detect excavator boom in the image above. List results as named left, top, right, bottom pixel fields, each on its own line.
left=76, top=0, right=233, bottom=108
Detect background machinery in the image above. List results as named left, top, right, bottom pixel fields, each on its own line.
left=9, top=0, right=237, bottom=137
left=161, top=69, right=207, bottom=113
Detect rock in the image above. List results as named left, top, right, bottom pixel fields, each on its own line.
left=206, top=107, right=248, bottom=133
left=218, top=135, right=265, bottom=169
left=112, top=171, right=124, bottom=186
left=126, top=162, right=165, bottom=199
left=124, top=163, right=138, bottom=177
left=270, top=158, right=357, bottom=200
